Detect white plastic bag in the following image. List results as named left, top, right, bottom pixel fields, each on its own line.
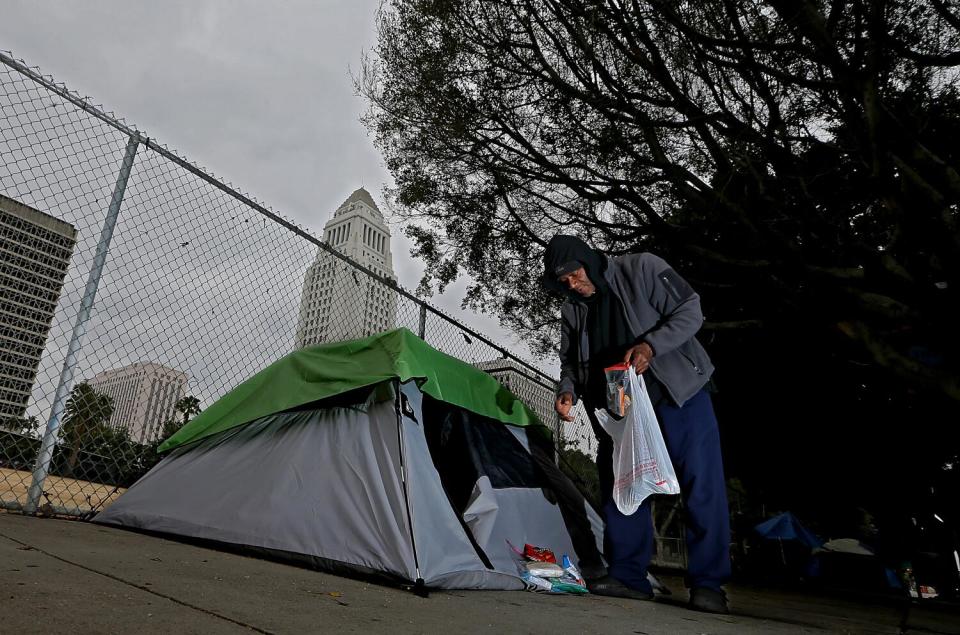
left=595, top=371, right=680, bottom=515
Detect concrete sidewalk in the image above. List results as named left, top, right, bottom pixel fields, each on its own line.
left=2, top=512, right=958, bottom=634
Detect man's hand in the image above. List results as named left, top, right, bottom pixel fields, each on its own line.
left=623, top=342, right=655, bottom=374
left=555, top=392, right=575, bottom=422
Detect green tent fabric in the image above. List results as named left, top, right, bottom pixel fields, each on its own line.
left=160, top=328, right=548, bottom=452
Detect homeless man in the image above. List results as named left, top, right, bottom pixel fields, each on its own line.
left=542, top=234, right=731, bottom=615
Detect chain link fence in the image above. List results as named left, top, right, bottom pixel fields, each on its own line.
left=0, top=49, right=688, bottom=570
left=0, top=49, right=603, bottom=520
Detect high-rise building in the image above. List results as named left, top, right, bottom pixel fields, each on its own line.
left=86, top=362, right=188, bottom=444
left=473, top=357, right=596, bottom=457
left=473, top=357, right=562, bottom=439
left=0, top=194, right=77, bottom=420
left=295, top=188, right=397, bottom=348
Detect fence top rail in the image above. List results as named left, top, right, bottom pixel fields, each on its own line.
left=0, top=49, right=557, bottom=388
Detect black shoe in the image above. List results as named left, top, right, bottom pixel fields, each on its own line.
left=688, top=587, right=729, bottom=614
left=586, top=575, right=654, bottom=600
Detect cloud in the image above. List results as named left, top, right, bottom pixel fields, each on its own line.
left=1, top=1, right=558, bottom=431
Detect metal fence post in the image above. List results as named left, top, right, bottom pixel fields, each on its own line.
left=24, top=134, right=140, bottom=514
left=418, top=304, right=427, bottom=339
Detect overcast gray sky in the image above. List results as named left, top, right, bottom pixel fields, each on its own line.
left=0, top=0, right=549, bottom=367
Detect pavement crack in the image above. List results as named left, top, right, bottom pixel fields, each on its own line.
left=0, top=528, right=273, bottom=634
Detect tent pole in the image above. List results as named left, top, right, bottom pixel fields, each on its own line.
left=394, top=380, right=427, bottom=596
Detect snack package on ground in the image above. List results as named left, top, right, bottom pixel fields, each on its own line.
left=554, top=554, right=588, bottom=593
left=595, top=370, right=680, bottom=515
left=604, top=363, right=633, bottom=417
left=508, top=540, right=589, bottom=594
left=561, top=554, right=585, bottom=586
left=525, top=561, right=565, bottom=578
left=508, top=540, right=552, bottom=592
left=549, top=580, right=589, bottom=594
left=523, top=544, right=557, bottom=563
left=522, top=572, right=554, bottom=592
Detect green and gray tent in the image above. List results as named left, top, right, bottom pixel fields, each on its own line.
left=96, top=328, right=604, bottom=590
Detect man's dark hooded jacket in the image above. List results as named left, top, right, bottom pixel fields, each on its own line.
left=543, top=235, right=715, bottom=408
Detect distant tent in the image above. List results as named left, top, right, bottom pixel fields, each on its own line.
left=754, top=512, right=822, bottom=549
left=96, top=329, right=604, bottom=590
left=811, top=538, right=899, bottom=592
left=751, top=512, right=822, bottom=578
left=814, top=538, right=875, bottom=556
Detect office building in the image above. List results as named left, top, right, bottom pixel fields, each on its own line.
left=0, top=194, right=77, bottom=420
left=473, top=357, right=562, bottom=438
left=87, top=362, right=188, bottom=444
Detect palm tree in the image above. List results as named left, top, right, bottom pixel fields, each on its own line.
left=62, top=382, right=113, bottom=477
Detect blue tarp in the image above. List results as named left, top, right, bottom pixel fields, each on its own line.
left=754, top=512, right=823, bottom=549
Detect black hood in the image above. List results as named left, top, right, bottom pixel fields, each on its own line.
left=541, top=235, right=608, bottom=301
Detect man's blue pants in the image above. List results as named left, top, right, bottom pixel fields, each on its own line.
left=588, top=388, right=731, bottom=592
